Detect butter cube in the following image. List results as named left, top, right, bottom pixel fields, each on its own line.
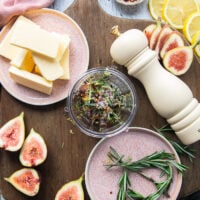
left=10, top=21, right=60, bottom=59
left=9, top=66, right=53, bottom=95
left=32, top=53, right=64, bottom=81
left=10, top=48, right=34, bottom=72
left=0, top=16, right=38, bottom=60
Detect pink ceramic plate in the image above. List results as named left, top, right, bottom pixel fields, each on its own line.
left=85, top=127, right=182, bottom=200
left=0, top=8, right=89, bottom=106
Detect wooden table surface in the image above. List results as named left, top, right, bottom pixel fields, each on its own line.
left=0, top=0, right=200, bottom=199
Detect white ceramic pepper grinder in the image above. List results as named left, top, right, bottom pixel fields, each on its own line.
left=110, top=26, right=200, bottom=145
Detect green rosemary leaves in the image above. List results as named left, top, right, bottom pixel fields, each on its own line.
left=105, top=146, right=188, bottom=200
left=153, top=124, right=195, bottom=161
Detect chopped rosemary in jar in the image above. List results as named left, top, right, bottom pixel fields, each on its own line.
left=72, top=71, right=132, bottom=132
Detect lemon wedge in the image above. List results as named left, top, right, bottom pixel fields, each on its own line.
left=192, top=31, right=200, bottom=57
left=162, top=0, right=199, bottom=29
left=148, top=0, right=165, bottom=20
left=183, top=12, right=200, bottom=43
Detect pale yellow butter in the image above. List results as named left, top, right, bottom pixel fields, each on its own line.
left=32, top=53, right=64, bottom=81
left=0, top=16, right=38, bottom=60
left=33, top=65, right=41, bottom=75
left=9, top=66, right=53, bottom=95
left=10, top=48, right=34, bottom=72
left=52, top=32, right=70, bottom=61
left=60, top=48, right=70, bottom=80
left=10, top=22, right=60, bottom=59
left=52, top=32, right=70, bottom=80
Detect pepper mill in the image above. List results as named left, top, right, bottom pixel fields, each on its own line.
left=110, top=27, right=200, bottom=145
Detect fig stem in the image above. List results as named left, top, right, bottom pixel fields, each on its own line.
left=156, top=17, right=162, bottom=28
left=79, top=173, right=84, bottom=183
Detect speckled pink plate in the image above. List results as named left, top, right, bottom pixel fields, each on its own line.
left=0, top=8, right=89, bottom=106
left=85, top=127, right=182, bottom=200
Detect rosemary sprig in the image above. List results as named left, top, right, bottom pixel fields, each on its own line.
left=106, top=146, right=187, bottom=174
left=117, top=171, right=130, bottom=200
left=106, top=146, right=188, bottom=200
left=146, top=165, right=172, bottom=200
left=153, top=124, right=195, bottom=161
left=117, top=171, right=146, bottom=200
left=127, top=188, right=145, bottom=200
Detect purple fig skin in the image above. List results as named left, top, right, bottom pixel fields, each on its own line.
left=0, top=112, right=25, bottom=151
left=19, top=128, right=47, bottom=167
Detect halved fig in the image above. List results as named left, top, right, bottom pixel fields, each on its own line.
left=0, top=112, right=25, bottom=151
left=143, top=24, right=156, bottom=45
left=155, top=25, right=173, bottom=54
left=149, top=20, right=162, bottom=50
left=55, top=176, right=84, bottom=200
left=4, top=168, right=40, bottom=196
left=163, top=46, right=193, bottom=76
left=160, top=31, right=184, bottom=58
left=19, top=128, right=47, bottom=167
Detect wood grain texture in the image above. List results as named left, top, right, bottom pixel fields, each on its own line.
left=0, top=0, right=200, bottom=199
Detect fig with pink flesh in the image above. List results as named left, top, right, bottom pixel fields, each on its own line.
left=4, top=168, right=40, bottom=196
left=0, top=112, right=25, bottom=151
left=155, top=25, right=173, bottom=54
left=163, top=46, right=193, bottom=75
left=143, top=24, right=156, bottom=45
left=55, top=176, right=84, bottom=200
left=19, top=128, right=47, bottom=167
left=149, top=20, right=162, bottom=50
left=160, top=32, right=184, bottom=58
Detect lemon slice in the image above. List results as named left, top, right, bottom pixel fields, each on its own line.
left=183, top=12, right=200, bottom=43
left=148, top=0, right=165, bottom=20
left=162, top=0, right=199, bottom=29
left=192, top=31, right=200, bottom=57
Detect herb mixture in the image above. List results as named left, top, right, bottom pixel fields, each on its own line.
left=72, top=71, right=131, bottom=131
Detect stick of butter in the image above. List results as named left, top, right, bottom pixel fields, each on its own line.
left=60, top=48, right=70, bottom=80
left=52, top=32, right=70, bottom=61
left=9, top=66, right=53, bottom=95
left=0, top=16, right=39, bottom=60
left=51, top=32, right=70, bottom=80
left=10, top=20, right=60, bottom=59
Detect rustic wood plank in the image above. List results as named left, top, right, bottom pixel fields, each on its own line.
left=0, top=0, right=199, bottom=199
left=50, top=0, right=74, bottom=11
